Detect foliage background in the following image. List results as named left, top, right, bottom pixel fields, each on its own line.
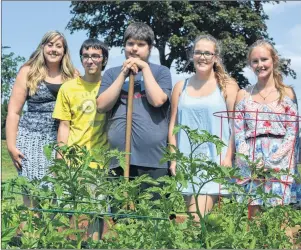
left=1, top=47, right=25, bottom=139
left=67, top=1, right=296, bottom=88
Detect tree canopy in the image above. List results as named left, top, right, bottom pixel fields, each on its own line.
left=1, top=46, right=25, bottom=101
left=67, top=1, right=296, bottom=87
left=1, top=46, right=25, bottom=138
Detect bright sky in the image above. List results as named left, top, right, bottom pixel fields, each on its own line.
left=2, top=1, right=301, bottom=102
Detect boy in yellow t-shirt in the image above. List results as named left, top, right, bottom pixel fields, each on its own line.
left=53, top=38, right=109, bottom=168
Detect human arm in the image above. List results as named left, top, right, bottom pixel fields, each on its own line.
left=96, top=67, right=127, bottom=113
left=140, top=61, right=171, bottom=107
left=6, top=66, right=29, bottom=170
left=221, top=80, right=240, bottom=167
left=266, top=88, right=299, bottom=169
left=233, top=89, right=250, bottom=160
left=56, top=120, right=70, bottom=159
left=168, top=80, right=185, bottom=176
left=121, top=58, right=172, bottom=107
left=52, top=86, right=72, bottom=158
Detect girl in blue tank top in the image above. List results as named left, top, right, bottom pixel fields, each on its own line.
left=169, top=34, right=239, bottom=221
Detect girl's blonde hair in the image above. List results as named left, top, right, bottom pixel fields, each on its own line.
left=192, top=34, right=235, bottom=100
left=248, top=40, right=286, bottom=101
left=23, top=30, right=76, bottom=96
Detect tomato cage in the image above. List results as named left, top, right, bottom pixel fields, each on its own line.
left=213, top=109, right=301, bottom=217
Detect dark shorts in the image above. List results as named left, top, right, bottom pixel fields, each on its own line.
left=109, top=165, right=169, bottom=202
left=110, top=165, right=169, bottom=179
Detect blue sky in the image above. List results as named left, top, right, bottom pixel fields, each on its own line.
left=2, top=1, right=301, bottom=101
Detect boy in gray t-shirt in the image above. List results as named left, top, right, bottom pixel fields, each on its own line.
left=96, top=22, right=172, bottom=198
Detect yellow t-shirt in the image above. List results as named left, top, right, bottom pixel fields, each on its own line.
left=53, top=76, right=107, bottom=168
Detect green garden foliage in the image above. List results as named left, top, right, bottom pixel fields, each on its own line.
left=2, top=126, right=300, bottom=248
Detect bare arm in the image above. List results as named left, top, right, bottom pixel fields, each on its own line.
left=233, top=89, right=250, bottom=157
left=142, top=64, right=169, bottom=107
left=56, top=120, right=70, bottom=159
left=126, top=58, right=171, bottom=107
left=221, top=80, right=240, bottom=167
left=266, top=87, right=299, bottom=168
left=168, top=80, right=185, bottom=175
left=96, top=70, right=126, bottom=113
left=6, top=66, right=29, bottom=170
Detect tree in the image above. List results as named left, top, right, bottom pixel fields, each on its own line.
left=1, top=46, right=25, bottom=139
left=67, top=1, right=296, bottom=87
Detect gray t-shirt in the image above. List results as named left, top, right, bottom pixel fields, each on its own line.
left=98, top=62, right=172, bottom=169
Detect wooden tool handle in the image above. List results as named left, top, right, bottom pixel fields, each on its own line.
left=124, top=72, right=135, bottom=179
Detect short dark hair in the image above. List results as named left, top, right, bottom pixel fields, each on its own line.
left=123, top=22, right=154, bottom=46
left=79, top=38, right=109, bottom=70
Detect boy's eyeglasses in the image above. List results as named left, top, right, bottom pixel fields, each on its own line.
left=193, top=51, right=215, bottom=60
left=81, top=54, right=103, bottom=62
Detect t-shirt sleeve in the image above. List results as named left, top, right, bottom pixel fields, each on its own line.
left=97, top=68, right=115, bottom=97
left=155, top=65, right=172, bottom=100
left=52, top=86, right=71, bottom=121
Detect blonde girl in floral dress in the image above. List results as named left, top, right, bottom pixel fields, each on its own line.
left=234, top=40, right=300, bottom=216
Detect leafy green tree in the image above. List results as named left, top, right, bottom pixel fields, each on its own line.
left=67, top=1, right=296, bottom=87
left=1, top=46, right=25, bottom=139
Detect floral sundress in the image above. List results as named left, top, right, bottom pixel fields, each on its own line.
left=234, top=86, right=300, bottom=206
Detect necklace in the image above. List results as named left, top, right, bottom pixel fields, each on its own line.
left=256, top=84, right=276, bottom=100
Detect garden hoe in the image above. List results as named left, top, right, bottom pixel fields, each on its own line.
left=124, top=70, right=135, bottom=210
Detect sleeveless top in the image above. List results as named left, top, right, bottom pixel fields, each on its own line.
left=235, top=85, right=296, bottom=139
left=177, top=78, right=230, bottom=163
left=16, top=81, right=62, bottom=181
left=18, top=81, right=62, bottom=133
left=234, top=84, right=299, bottom=176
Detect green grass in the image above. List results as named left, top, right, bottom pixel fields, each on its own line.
left=2, top=140, right=22, bottom=204
left=1, top=140, right=18, bottom=182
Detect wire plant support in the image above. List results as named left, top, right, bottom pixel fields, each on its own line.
left=213, top=109, right=301, bottom=217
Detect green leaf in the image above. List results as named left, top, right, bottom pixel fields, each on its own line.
left=43, top=144, right=53, bottom=160
left=1, top=226, right=18, bottom=243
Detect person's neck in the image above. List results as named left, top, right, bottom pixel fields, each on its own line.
left=46, top=64, right=61, bottom=78
left=256, top=75, right=275, bottom=90
left=194, top=70, right=216, bottom=86
left=82, top=74, right=101, bottom=83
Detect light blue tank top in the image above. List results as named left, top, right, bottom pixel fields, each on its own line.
left=177, top=78, right=231, bottom=195
left=178, top=78, right=230, bottom=161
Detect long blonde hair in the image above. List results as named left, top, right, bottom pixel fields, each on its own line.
left=247, top=40, right=286, bottom=101
left=192, top=34, right=235, bottom=100
left=23, top=30, right=76, bottom=96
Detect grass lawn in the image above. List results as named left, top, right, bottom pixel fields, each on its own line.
left=1, top=140, right=18, bottom=182
left=2, top=140, right=22, bottom=204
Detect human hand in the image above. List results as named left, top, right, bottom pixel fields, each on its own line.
left=121, top=58, right=148, bottom=76
left=8, top=147, right=25, bottom=171
left=221, top=156, right=232, bottom=168
left=169, top=161, right=176, bottom=176
left=255, top=158, right=265, bottom=170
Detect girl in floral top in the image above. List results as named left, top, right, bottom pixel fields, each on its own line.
left=234, top=40, right=300, bottom=216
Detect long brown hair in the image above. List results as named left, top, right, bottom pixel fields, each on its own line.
left=247, top=40, right=287, bottom=101
left=23, top=30, right=76, bottom=96
left=192, top=34, right=235, bottom=100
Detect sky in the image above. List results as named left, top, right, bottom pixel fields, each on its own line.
left=2, top=1, right=301, bottom=102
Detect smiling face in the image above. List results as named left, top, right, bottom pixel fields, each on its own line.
left=249, top=45, right=274, bottom=80
left=193, top=39, right=217, bottom=74
left=124, top=38, right=151, bottom=61
left=43, top=36, right=65, bottom=65
left=81, top=47, right=104, bottom=76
